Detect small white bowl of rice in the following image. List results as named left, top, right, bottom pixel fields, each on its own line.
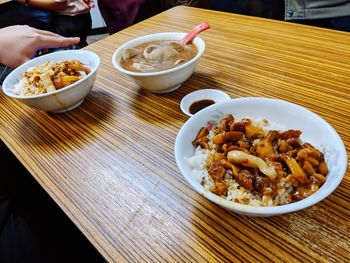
left=174, top=97, right=347, bottom=216
left=2, top=50, right=100, bottom=113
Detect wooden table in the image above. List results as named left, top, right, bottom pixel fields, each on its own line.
left=1, top=6, right=350, bottom=262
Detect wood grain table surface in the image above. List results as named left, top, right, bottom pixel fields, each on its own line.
left=1, top=6, right=350, bottom=262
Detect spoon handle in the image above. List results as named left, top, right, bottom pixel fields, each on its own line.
left=180, top=22, right=210, bottom=45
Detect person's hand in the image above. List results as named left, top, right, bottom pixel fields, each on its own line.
left=0, top=25, right=80, bottom=68
left=79, top=0, right=94, bottom=9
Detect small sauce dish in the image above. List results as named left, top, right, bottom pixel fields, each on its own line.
left=180, top=89, right=231, bottom=116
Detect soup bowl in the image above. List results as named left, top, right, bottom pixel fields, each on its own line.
left=112, top=32, right=205, bottom=93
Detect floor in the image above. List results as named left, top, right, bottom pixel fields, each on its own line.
left=0, top=141, right=105, bottom=263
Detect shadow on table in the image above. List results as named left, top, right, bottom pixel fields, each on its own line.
left=187, top=186, right=350, bottom=261
left=14, top=88, right=115, bottom=149
left=182, top=71, right=231, bottom=94
left=129, top=71, right=230, bottom=124
left=129, top=88, right=182, bottom=124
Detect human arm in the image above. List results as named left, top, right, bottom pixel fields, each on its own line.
left=0, top=25, right=80, bottom=68
left=16, top=0, right=68, bottom=11
left=16, top=0, right=95, bottom=10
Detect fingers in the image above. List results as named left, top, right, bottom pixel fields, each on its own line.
left=31, top=28, right=80, bottom=48
left=79, top=0, right=89, bottom=9
left=58, top=36, right=81, bottom=47
left=79, top=0, right=92, bottom=9
left=10, top=56, right=31, bottom=69
left=33, top=28, right=62, bottom=37
left=20, top=57, right=31, bottom=66
left=34, top=35, right=80, bottom=49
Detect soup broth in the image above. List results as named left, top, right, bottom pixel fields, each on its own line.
left=120, top=40, right=197, bottom=73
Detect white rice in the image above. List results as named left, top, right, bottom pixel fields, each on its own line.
left=186, top=147, right=210, bottom=184
left=14, top=80, right=25, bottom=96
left=249, top=116, right=287, bottom=131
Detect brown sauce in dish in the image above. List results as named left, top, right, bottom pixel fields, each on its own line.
left=189, top=99, right=215, bottom=114
left=120, top=40, right=197, bottom=73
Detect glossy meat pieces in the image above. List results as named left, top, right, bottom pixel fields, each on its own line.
left=193, top=114, right=329, bottom=203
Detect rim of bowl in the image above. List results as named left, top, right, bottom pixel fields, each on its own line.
left=2, top=50, right=100, bottom=100
left=174, top=97, right=348, bottom=216
left=112, top=32, right=205, bottom=77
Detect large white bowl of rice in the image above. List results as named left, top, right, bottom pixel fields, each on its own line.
left=174, top=97, right=347, bottom=216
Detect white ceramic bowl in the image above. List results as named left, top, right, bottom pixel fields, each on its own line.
left=180, top=89, right=231, bottom=116
left=112, top=32, right=205, bottom=93
left=2, top=50, right=100, bottom=113
left=175, top=97, right=347, bottom=216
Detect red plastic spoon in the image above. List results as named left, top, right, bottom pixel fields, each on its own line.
left=180, top=22, right=210, bottom=45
